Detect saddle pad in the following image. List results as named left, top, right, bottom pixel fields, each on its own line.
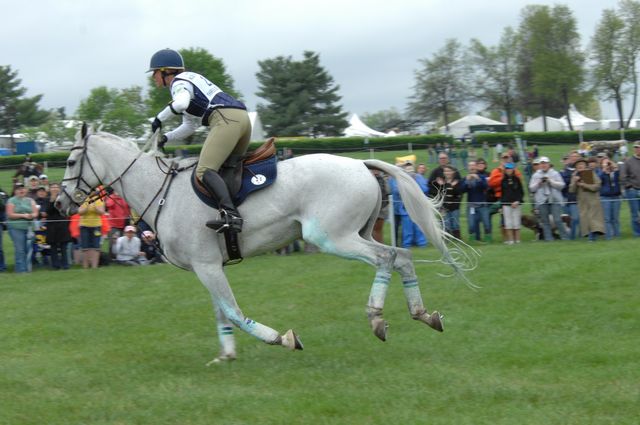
left=191, top=156, right=278, bottom=209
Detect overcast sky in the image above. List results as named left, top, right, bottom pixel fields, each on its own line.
left=0, top=0, right=626, bottom=120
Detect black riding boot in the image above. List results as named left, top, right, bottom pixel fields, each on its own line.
left=201, top=169, right=243, bottom=232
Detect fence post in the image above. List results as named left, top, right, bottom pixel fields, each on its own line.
left=408, top=143, right=413, bottom=153
left=370, top=148, right=375, bottom=159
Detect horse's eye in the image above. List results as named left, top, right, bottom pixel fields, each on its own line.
left=67, top=160, right=76, bottom=167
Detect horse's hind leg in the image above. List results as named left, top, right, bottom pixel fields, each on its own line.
left=394, top=248, right=444, bottom=332
left=304, top=226, right=397, bottom=341
left=194, top=264, right=303, bottom=358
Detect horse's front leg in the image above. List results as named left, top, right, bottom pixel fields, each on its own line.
left=194, top=264, right=303, bottom=359
left=206, top=303, right=237, bottom=364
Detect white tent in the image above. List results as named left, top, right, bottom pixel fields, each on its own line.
left=524, top=116, right=564, bottom=132
left=440, top=115, right=504, bottom=138
left=248, top=112, right=265, bottom=141
left=343, top=114, right=387, bottom=137
left=559, top=105, right=599, bottom=131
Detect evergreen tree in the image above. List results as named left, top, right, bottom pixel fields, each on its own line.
left=0, top=65, right=49, bottom=149
left=256, top=51, right=348, bottom=137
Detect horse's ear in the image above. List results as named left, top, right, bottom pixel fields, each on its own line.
left=81, top=122, right=88, bottom=139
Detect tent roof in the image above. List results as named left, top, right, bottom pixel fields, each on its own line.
left=559, top=104, right=597, bottom=125
left=445, top=115, right=504, bottom=128
left=343, top=114, right=387, bottom=137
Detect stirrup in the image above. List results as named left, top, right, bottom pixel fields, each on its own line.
left=206, top=209, right=243, bottom=233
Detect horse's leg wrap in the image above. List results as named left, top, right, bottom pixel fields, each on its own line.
left=402, top=277, right=444, bottom=332
left=367, top=269, right=391, bottom=341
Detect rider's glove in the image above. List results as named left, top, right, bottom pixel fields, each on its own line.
left=158, top=135, right=168, bottom=150
left=151, top=117, right=162, bottom=134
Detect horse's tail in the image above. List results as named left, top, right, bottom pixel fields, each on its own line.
left=363, top=159, right=477, bottom=287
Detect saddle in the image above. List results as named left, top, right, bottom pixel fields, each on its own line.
left=191, top=137, right=277, bottom=208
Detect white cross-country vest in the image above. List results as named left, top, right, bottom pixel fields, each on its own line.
left=172, top=72, right=246, bottom=124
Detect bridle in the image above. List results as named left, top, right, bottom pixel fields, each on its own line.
left=60, top=133, right=145, bottom=209
left=59, top=132, right=195, bottom=230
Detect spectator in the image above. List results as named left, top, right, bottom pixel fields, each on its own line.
left=620, top=142, right=640, bottom=237
left=500, top=162, right=524, bottom=244
left=140, top=230, right=164, bottom=264
left=45, top=183, right=72, bottom=270
left=113, top=225, right=147, bottom=265
left=26, top=176, right=40, bottom=199
left=389, top=161, right=428, bottom=247
left=561, top=151, right=582, bottom=239
left=482, top=141, right=489, bottom=159
left=429, top=165, right=463, bottom=239
left=428, top=152, right=461, bottom=194
left=39, top=174, right=50, bottom=191
left=78, top=198, right=106, bottom=269
left=598, top=158, right=622, bottom=240
left=461, top=160, right=490, bottom=243
left=33, top=186, right=50, bottom=267
left=529, top=156, right=569, bottom=241
left=569, top=159, right=605, bottom=241
left=488, top=153, right=523, bottom=241
left=5, top=182, right=38, bottom=273
left=416, top=163, right=427, bottom=177
left=69, top=214, right=82, bottom=265
left=105, top=192, right=131, bottom=259
left=494, top=143, right=504, bottom=161
left=0, top=185, right=7, bottom=272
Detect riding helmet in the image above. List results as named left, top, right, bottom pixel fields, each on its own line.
left=148, top=49, right=185, bottom=72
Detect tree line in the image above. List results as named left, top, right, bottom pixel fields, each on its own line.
left=1, top=1, right=639, bottom=146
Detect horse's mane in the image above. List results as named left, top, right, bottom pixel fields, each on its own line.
left=92, top=131, right=141, bottom=151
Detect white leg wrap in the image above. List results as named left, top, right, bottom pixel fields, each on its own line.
left=368, top=270, right=391, bottom=313
left=402, top=278, right=426, bottom=317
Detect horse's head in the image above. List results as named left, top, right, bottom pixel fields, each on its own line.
left=56, top=123, right=105, bottom=216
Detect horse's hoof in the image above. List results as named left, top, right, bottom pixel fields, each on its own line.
left=205, top=354, right=236, bottom=366
left=370, top=317, right=389, bottom=341
left=426, top=311, right=444, bottom=332
left=282, top=329, right=304, bottom=350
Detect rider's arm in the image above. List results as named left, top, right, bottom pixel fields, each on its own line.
left=156, top=81, right=200, bottom=142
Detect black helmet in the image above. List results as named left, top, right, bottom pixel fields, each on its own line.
left=147, top=49, right=185, bottom=72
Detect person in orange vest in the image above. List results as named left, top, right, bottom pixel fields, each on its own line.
left=488, top=153, right=523, bottom=242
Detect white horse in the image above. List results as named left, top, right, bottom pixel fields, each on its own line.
left=56, top=127, right=473, bottom=362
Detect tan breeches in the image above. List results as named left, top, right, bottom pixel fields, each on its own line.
left=196, top=108, right=252, bottom=179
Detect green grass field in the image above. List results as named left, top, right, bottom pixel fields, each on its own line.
left=1, top=239, right=638, bottom=424
left=1, top=144, right=638, bottom=423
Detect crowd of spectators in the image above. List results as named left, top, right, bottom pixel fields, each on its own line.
left=1, top=161, right=163, bottom=273
left=388, top=140, right=640, bottom=246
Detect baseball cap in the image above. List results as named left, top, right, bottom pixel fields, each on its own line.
left=124, top=225, right=136, bottom=233
left=39, top=174, right=48, bottom=179
left=142, top=230, right=154, bottom=238
left=532, top=158, right=541, bottom=165
left=504, top=162, right=516, bottom=169
left=539, top=156, right=550, bottom=163
left=633, top=142, right=640, bottom=147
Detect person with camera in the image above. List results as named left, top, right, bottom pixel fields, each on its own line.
left=597, top=159, right=622, bottom=240
left=529, top=157, right=569, bottom=241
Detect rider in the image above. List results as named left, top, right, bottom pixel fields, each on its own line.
left=148, top=48, right=251, bottom=233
